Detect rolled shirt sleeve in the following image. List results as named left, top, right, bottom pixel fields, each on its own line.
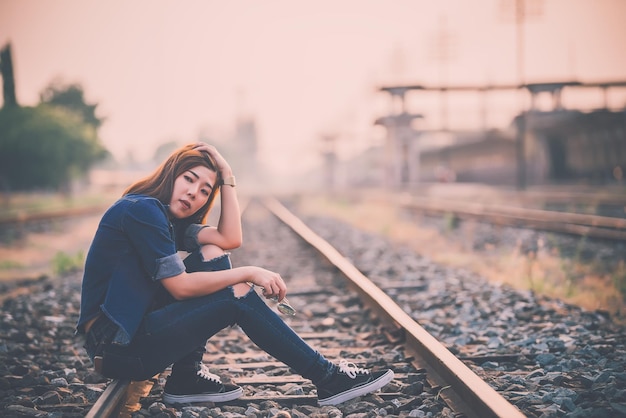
left=183, top=223, right=209, bottom=252
left=154, top=253, right=186, bottom=280
left=122, top=198, right=186, bottom=280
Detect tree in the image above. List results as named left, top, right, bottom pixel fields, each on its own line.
left=0, top=45, right=109, bottom=191
left=0, top=43, right=18, bottom=108
left=39, top=79, right=104, bottom=130
left=0, top=105, right=108, bottom=191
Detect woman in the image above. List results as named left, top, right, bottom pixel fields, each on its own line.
left=76, top=143, right=393, bottom=406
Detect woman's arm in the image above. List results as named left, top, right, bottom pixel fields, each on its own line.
left=196, top=182, right=242, bottom=249
left=161, top=265, right=287, bottom=301
left=194, top=144, right=242, bottom=250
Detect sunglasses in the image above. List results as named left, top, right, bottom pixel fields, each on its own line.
left=270, top=296, right=296, bottom=316
left=251, top=284, right=297, bottom=316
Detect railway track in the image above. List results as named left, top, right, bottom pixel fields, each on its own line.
left=0, top=204, right=108, bottom=227
left=86, top=198, right=524, bottom=417
left=406, top=183, right=626, bottom=210
left=2, top=186, right=624, bottom=242
left=262, top=198, right=524, bottom=418
left=2, top=190, right=624, bottom=417
left=395, top=194, right=626, bottom=241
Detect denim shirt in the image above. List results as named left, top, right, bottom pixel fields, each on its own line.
left=76, top=194, right=192, bottom=345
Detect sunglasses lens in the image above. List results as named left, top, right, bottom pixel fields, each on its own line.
left=277, top=303, right=296, bottom=316
left=265, top=292, right=296, bottom=316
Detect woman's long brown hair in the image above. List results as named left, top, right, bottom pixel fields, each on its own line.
left=123, top=144, right=221, bottom=224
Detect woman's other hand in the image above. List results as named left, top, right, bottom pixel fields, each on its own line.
left=247, top=266, right=287, bottom=302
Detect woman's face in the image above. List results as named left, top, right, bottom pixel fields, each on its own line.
left=169, top=165, right=217, bottom=219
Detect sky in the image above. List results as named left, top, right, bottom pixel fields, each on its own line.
left=1, top=0, right=625, bottom=177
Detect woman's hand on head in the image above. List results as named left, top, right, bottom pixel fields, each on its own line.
left=247, top=266, right=287, bottom=302
left=193, top=143, right=233, bottom=178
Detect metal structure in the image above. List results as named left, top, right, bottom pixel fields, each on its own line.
left=376, top=80, right=626, bottom=188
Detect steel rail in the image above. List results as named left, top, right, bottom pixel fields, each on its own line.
left=405, top=184, right=626, bottom=207
left=396, top=195, right=626, bottom=241
left=0, top=205, right=108, bottom=226
left=263, top=196, right=526, bottom=418
left=85, top=379, right=130, bottom=418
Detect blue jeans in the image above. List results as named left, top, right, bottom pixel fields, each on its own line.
left=85, top=250, right=334, bottom=384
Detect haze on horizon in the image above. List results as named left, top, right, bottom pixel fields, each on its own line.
left=1, top=0, right=625, bottom=178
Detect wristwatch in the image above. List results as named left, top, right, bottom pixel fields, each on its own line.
left=222, top=176, right=236, bottom=187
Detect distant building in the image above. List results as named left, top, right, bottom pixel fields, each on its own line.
left=368, top=81, right=626, bottom=188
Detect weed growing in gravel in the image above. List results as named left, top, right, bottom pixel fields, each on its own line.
left=52, top=250, right=84, bottom=276
left=0, top=260, right=23, bottom=270
left=525, top=252, right=537, bottom=292
left=443, top=212, right=459, bottom=232
left=612, top=261, right=626, bottom=301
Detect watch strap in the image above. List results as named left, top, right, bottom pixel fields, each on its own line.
left=222, top=176, right=236, bottom=187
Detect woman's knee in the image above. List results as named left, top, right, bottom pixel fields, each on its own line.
left=184, top=246, right=232, bottom=273
left=233, top=282, right=254, bottom=298
left=200, top=244, right=225, bottom=261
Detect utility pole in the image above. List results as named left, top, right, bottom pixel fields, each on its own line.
left=0, top=43, right=18, bottom=108
left=515, top=0, right=527, bottom=190
left=429, top=14, right=456, bottom=131
left=500, top=0, right=543, bottom=189
left=320, top=134, right=338, bottom=189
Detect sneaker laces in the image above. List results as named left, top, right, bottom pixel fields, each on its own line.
left=196, top=363, right=222, bottom=384
left=337, top=360, right=369, bottom=379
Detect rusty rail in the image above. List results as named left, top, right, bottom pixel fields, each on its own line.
left=263, top=197, right=526, bottom=418
left=0, top=205, right=108, bottom=226
left=396, top=195, right=626, bottom=241
left=85, top=379, right=130, bottom=418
